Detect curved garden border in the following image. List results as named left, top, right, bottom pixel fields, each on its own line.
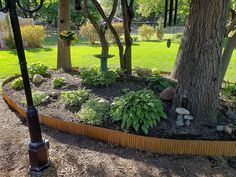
left=2, top=76, right=236, bottom=157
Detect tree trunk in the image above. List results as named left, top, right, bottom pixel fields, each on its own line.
left=221, top=32, right=236, bottom=82
left=121, top=0, right=134, bottom=75
left=57, top=0, right=72, bottom=71
left=173, top=0, right=229, bottom=121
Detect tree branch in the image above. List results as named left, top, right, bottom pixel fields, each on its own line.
left=108, top=0, right=118, bottom=23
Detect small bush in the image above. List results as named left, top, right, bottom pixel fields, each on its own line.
left=222, top=82, right=236, bottom=97
left=156, top=17, right=164, bottom=40
left=110, top=90, right=167, bottom=135
left=77, top=98, right=110, bottom=125
left=52, top=77, right=65, bottom=88
left=138, top=25, right=154, bottom=41
left=152, top=68, right=161, bottom=76
left=174, top=33, right=183, bottom=39
left=12, top=77, right=23, bottom=90
left=21, top=91, right=49, bottom=107
left=28, top=63, right=49, bottom=78
left=61, top=89, right=90, bottom=107
left=80, top=23, right=98, bottom=44
left=147, top=75, right=176, bottom=92
left=80, top=67, right=118, bottom=87
left=107, top=22, right=123, bottom=43
left=21, top=25, right=45, bottom=48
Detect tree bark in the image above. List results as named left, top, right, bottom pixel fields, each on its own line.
left=57, top=0, right=72, bottom=71
left=173, top=0, right=229, bottom=121
left=120, top=0, right=134, bottom=75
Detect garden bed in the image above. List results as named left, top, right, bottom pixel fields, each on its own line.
left=2, top=70, right=236, bottom=157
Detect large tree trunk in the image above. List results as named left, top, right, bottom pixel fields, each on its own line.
left=221, top=33, right=236, bottom=82
left=57, top=0, right=72, bottom=71
left=173, top=0, right=229, bottom=121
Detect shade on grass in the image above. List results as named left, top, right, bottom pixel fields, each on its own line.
left=0, top=40, right=235, bottom=83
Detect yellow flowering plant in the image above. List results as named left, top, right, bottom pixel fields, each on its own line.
left=59, top=31, right=78, bottom=43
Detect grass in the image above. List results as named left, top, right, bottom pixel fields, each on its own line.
left=0, top=34, right=235, bottom=89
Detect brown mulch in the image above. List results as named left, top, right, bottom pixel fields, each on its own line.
left=0, top=95, right=236, bottom=177
left=3, top=71, right=236, bottom=141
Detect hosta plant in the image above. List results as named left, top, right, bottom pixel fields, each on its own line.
left=110, top=89, right=167, bottom=135
left=21, top=91, right=49, bottom=107
left=147, top=75, right=176, bottom=92
left=80, top=66, right=118, bottom=87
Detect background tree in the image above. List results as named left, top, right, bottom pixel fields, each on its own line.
left=57, top=0, right=72, bottom=70
left=84, top=0, right=117, bottom=57
left=91, top=0, right=133, bottom=74
left=172, top=0, right=230, bottom=121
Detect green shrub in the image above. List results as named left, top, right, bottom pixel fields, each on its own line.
left=80, top=67, right=118, bottom=87
left=28, top=63, right=49, bottom=78
left=107, top=22, right=123, bottom=43
left=138, top=25, right=154, bottom=41
left=12, top=77, right=24, bottom=90
left=80, top=23, right=98, bottom=44
left=152, top=68, right=161, bottom=76
left=77, top=98, right=110, bottom=125
left=61, top=89, right=90, bottom=107
left=21, top=91, right=49, bottom=107
left=147, top=75, right=176, bottom=92
left=52, top=77, right=65, bottom=88
left=110, top=90, right=167, bottom=135
left=156, top=17, right=164, bottom=40
left=21, top=25, right=45, bottom=48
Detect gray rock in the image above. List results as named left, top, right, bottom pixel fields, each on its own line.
left=224, top=126, right=233, bottom=134
left=226, top=111, right=236, bottom=120
left=175, top=107, right=190, bottom=115
left=216, top=125, right=224, bottom=132
left=159, top=87, right=175, bottom=101
left=185, top=119, right=191, bottom=126
left=176, top=115, right=184, bottom=127
left=33, top=74, right=45, bottom=84
left=184, top=115, right=193, bottom=120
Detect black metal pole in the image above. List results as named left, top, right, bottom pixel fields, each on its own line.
left=174, top=0, right=178, bottom=25
left=164, top=0, right=168, bottom=28
left=7, top=0, right=50, bottom=174
left=169, top=0, right=174, bottom=26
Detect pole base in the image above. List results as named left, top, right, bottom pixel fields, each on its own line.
left=28, top=139, right=50, bottom=175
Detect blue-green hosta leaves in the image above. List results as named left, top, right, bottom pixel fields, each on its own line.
left=110, top=89, right=167, bottom=135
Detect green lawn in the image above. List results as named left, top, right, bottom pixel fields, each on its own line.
left=0, top=36, right=236, bottom=87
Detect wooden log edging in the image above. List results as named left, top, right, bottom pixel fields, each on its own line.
left=2, top=77, right=236, bottom=157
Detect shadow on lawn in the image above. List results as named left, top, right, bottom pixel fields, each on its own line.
left=39, top=124, right=236, bottom=177
left=5, top=47, right=53, bottom=55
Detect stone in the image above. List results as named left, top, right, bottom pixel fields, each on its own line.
left=51, top=92, right=57, bottom=97
left=185, top=119, right=191, bottom=126
left=176, top=115, right=184, bottom=127
left=224, top=126, right=233, bottom=134
left=175, top=107, right=190, bottom=115
left=226, top=111, right=236, bottom=120
left=159, top=87, right=175, bottom=101
left=98, top=98, right=109, bottom=103
left=33, top=74, right=45, bottom=84
left=183, top=115, right=193, bottom=120
left=216, top=125, right=224, bottom=132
